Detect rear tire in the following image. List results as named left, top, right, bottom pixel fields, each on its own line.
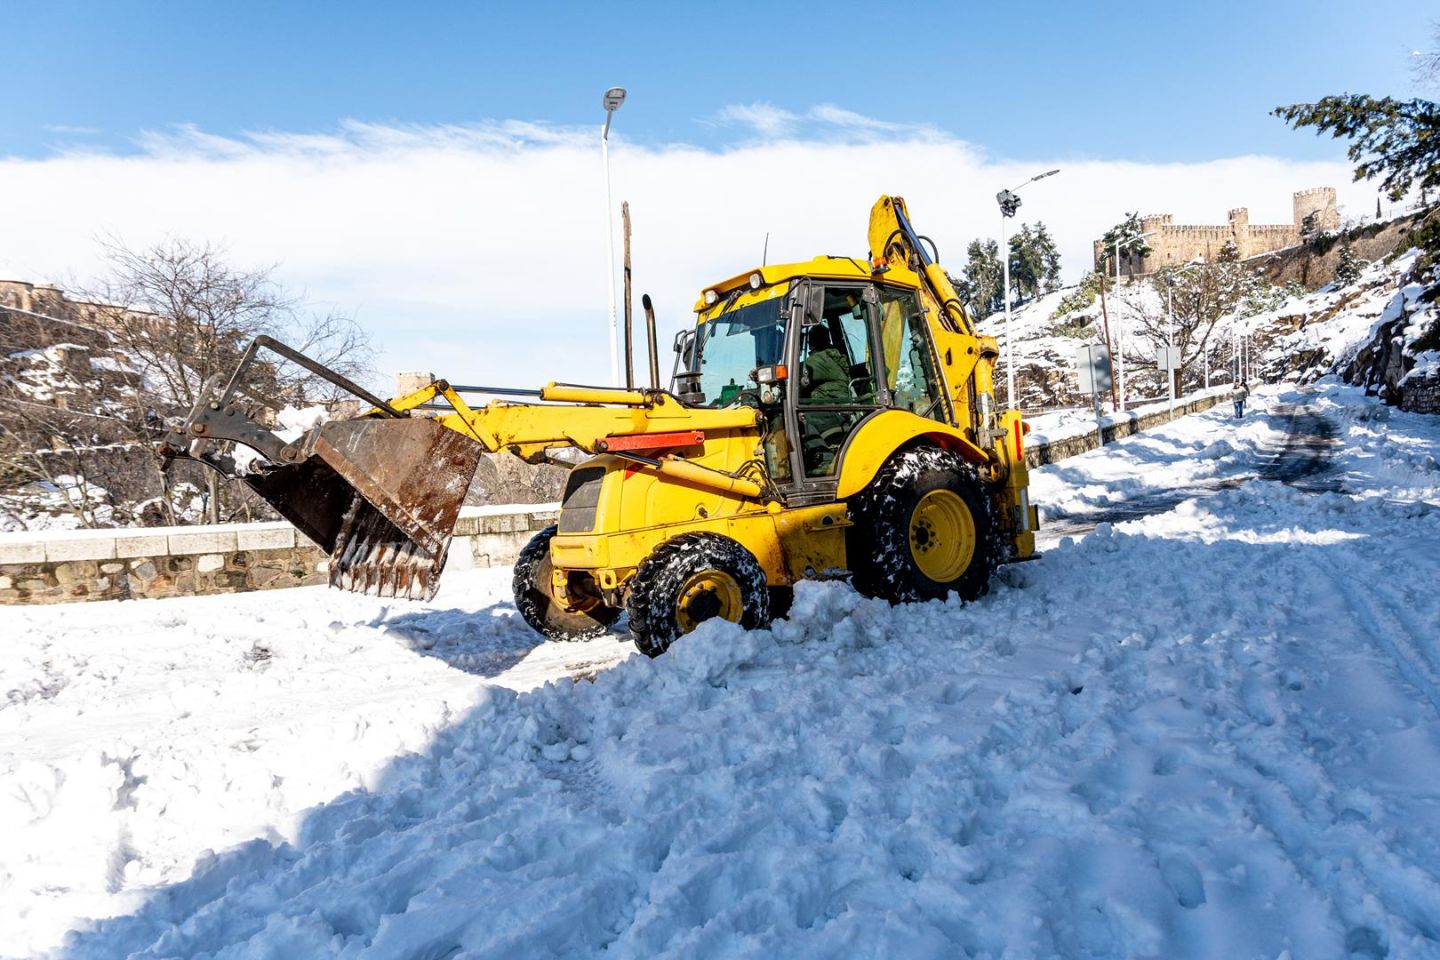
left=849, top=447, right=995, bottom=605
left=627, top=533, right=770, bottom=658
left=512, top=525, right=619, bottom=641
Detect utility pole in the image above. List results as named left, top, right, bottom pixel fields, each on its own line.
left=1165, top=278, right=1176, bottom=420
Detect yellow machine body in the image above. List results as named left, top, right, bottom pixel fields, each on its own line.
left=173, top=196, right=1036, bottom=642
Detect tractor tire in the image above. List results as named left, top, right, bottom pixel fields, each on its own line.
left=627, top=533, right=770, bottom=658
left=848, top=447, right=996, bottom=605
left=512, top=525, right=619, bottom=641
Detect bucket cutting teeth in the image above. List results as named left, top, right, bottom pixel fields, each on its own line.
left=330, top=496, right=449, bottom=600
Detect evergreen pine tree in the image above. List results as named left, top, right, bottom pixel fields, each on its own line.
left=1031, top=222, right=1063, bottom=292
left=1100, top=213, right=1152, bottom=278
left=1335, top=240, right=1363, bottom=284
left=961, top=239, right=1004, bottom=315
left=1007, top=226, right=1039, bottom=303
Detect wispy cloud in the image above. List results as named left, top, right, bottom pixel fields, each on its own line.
left=709, top=103, right=946, bottom=143
left=710, top=103, right=800, bottom=138
left=130, top=118, right=596, bottom=160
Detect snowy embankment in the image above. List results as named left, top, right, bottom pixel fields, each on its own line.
left=1022, top=385, right=1228, bottom=448
left=5, top=382, right=1440, bottom=958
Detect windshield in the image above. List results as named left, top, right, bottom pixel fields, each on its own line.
left=692, top=296, right=787, bottom=408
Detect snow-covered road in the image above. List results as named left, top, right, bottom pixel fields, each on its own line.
left=6, top=381, right=1440, bottom=958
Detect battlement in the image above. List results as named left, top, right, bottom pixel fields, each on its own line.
left=1093, top=186, right=1335, bottom=274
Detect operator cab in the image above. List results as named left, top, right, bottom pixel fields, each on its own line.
left=674, top=263, right=951, bottom=498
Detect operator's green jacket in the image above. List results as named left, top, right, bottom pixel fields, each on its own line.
left=804, top=347, right=852, bottom=402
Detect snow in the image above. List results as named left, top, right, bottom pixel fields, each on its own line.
left=4, top=382, right=1440, bottom=958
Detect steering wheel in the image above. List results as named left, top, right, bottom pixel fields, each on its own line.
left=729, top=387, right=765, bottom=410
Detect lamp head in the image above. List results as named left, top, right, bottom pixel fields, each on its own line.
left=603, top=87, right=627, bottom=112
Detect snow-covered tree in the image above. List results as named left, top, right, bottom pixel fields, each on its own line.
left=1335, top=240, right=1363, bottom=285
left=1100, top=213, right=1152, bottom=279
left=959, top=239, right=1003, bottom=315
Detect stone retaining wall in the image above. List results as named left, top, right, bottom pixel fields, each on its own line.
left=1, top=394, right=1226, bottom=605
left=1401, top=370, right=1440, bottom=414
left=0, top=506, right=558, bottom=605
left=1026, top=391, right=1226, bottom=467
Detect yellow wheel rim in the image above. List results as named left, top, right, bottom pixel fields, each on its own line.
left=909, top=489, right=976, bottom=583
left=675, top=570, right=744, bottom=633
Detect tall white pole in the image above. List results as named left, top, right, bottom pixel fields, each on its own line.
left=602, top=129, right=619, bottom=386
left=1115, top=238, right=1126, bottom=412
left=1002, top=214, right=1014, bottom=409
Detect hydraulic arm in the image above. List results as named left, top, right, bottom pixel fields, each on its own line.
left=163, top=341, right=765, bottom=600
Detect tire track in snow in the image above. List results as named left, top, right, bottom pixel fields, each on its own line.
left=1316, top=557, right=1440, bottom=721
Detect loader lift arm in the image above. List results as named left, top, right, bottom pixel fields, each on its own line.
left=163, top=337, right=764, bottom=601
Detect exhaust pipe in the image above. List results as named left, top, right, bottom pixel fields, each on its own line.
left=643, top=294, right=660, bottom=390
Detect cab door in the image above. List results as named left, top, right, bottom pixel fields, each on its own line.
left=788, top=281, right=884, bottom=482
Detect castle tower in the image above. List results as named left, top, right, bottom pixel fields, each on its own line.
left=1293, top=187, right=1339, bottom=234
left=1227, top=208, right=1250, bottom=258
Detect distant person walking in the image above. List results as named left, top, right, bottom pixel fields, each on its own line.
left=1232, top=380, right=1249, bottom=419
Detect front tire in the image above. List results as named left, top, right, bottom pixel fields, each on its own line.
left=849, top=447, right=995, bottom=604
left=512, top=525, right=619, bottom=641
left=627, top=533, right=770, bottom=658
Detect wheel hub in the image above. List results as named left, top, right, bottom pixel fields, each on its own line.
left=676, top=570, right=744, bottom=633
left=909, top=489, right=976, bottom=583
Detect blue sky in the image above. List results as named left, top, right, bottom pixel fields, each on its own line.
left=3, top=0, right=1432, bottom=163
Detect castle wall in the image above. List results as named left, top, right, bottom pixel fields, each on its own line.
left=1093, top=188, right=1336, bottom=275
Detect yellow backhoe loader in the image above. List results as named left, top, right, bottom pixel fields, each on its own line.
left=163, top=196, right=1037, bottom=656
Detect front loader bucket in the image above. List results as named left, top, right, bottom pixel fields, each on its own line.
left=247, top=417, right=483, bottom=601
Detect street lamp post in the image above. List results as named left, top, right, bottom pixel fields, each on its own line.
left=601, top=86, right=627, bottom=386
left=996, top=168, right=1060, bottom=410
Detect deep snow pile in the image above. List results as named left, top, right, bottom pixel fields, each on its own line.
left=5, top=382, right=1440, bottom=958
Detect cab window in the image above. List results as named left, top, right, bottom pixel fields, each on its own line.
left=878, top=287, right=945, bottom=421
left=693, top=296, right=786, bottom=408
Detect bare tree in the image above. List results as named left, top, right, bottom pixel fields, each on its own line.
left=1118, top=260, right=1256, bottom=395
left=0, top=239, right=373, bottom=528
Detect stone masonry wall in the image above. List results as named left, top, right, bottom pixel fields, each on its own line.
left=1401, top=371, right=1440, bottom=415
left=0, top=506, right=558, bottom=605
left=1026, top=391, right=1225, bottom=467
left=1093, top=188, right=1338, bottom=276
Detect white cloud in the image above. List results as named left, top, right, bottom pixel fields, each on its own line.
left=0, top=118, right=1365, bottom=390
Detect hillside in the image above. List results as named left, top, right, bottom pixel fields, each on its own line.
left=0, top=286, right=567, bottom=532
left=977, top=221, right=1439, bottom=417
